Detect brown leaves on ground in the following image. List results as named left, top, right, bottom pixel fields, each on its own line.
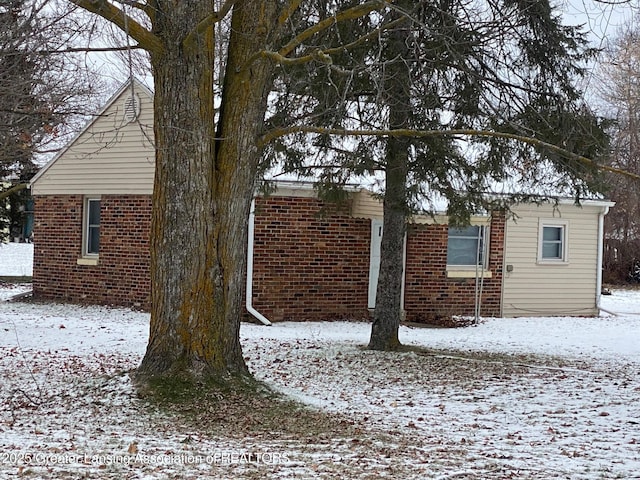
left=135, top=374, right=365, bottom=443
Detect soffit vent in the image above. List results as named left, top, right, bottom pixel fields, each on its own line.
left=123, top=93, right=140, bottom=123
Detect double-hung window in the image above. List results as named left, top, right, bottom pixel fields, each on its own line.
left=538, top=220, right=568, bottom=263
left=447, top=225, right=487, bottom=268
left=84, top=198, right=101, bottom=256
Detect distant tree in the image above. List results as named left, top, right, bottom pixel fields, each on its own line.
left=0, top=0, right=96, bottom=240
left=598, top=27, right=640, bottom=283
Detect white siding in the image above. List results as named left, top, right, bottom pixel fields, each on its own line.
left=31, top=81, right=155, bottom=196
left=502, top=202, right=605, bottom=317
left=350, top=190, right=488, bottom=225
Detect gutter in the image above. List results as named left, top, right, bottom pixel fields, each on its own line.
left=246, top=199, right=272, bottom=326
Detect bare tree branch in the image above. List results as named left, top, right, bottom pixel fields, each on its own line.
left=33, top=45, right=144, bottom=54
left=278, top=0, right=303, bottom=26
left=69, top=0, right=162, bottom=54
left=260, top=48, right=333, bottom=66
left=183, top=0, right=237, bottom=51
left=322, top=16, right=408, bottom=57
left=0, top=184, right=27, bottom=202
left=261, top=16, right=409, bottom=67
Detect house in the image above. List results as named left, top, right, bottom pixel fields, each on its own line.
left=28, top=79, right=614, bottom=323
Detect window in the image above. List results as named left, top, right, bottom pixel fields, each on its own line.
left=538, top=221, right=568, bottom=263
left=447, top=225, right=487, bottom=267
left=84, top=198, right=100, bottom=256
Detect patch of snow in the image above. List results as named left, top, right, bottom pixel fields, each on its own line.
left=0, top=242, right=33, bottom=276
left=0, top=283, right=31, bottom=302
left=601, top=288, right=640, bottom=314
left=242, top=312, right=640, bottom=365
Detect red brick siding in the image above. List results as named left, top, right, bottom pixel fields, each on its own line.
left=404, top=214, right=505, bottom=323
left=251, top=196, right=371, bottom=321
left=33, top=195, right=151, bottom=309
left=32, top=193, right=505, bottom=323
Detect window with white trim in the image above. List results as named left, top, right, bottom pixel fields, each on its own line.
left=83, top=198, right=101, bottom=256
left=447, top=225, right=487, bottom=267
left=538, top=220, right=568, bottom=263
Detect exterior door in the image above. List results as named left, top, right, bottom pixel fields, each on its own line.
left=368, top=219, right=406, bottom=310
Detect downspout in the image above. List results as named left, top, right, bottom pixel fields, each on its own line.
left=401, top=232, right=407, bottom=317
left=246, top=199, right=272, bottom=326
left=595, top=205, right=610, bottom=313
left=474, top=224, right=485, bottom=324
left=474, top=229, right=480, bottom=324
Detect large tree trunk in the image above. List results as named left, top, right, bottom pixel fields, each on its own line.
left=368, top=141, right=409, bottom=350
left=368, top=10, right=412, bottom=351
left=138, top=1, right=278, bottom=379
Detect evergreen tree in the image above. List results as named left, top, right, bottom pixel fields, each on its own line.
left=266, top=0, right=610, bottom=349
left=0, top=1, right=41, bottom=238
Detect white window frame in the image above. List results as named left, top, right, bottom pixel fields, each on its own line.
left=538, top=219, right=569, bottom=264
left=82, top=197, right=101, bottom=258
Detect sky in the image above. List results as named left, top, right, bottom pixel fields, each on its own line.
left=92, top=0, right=640, bottom=88
left=559, top=0, right=639, bottom=112
left=562, top=0, right=638, bottom=46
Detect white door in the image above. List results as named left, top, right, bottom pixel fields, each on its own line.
left=368, top=219, right=407, bottom=310
left=368, top=219, right=383, bottom=309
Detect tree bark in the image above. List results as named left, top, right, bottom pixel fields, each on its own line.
left=138, top=0, right=279, bottom=379
left=368, top=10, right=411, bottom=351
left=368, top=139, right=409, bottom=350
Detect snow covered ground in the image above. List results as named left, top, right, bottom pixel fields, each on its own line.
left=0, top=243, right=33, bottom=277
left=1, top=244, right=639, bottom=479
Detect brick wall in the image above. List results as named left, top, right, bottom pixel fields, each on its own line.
left=404, top=213, right=505, bottom=323
left=32, top=193, right=505, bottom=323
left=251, top=196, right=371, bottom=321
left=33, top=195, right=151, bottom=309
